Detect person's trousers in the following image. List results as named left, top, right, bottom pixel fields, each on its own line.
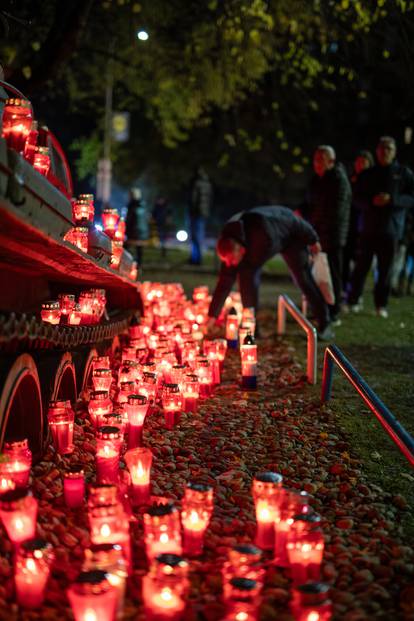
left=190, top=216, right=205, bottom=265
left=326, top=247, right=344, bottom=319
left=282, top=244, right=330, bottom=331
left=348, top=234, right=398, bottom=308
left=390, top=243, right=407, bottom=289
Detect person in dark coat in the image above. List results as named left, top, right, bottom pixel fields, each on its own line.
left=125, top=187, right=149, bottom=265
left=207, top=206, right=332, bottom=339
left=347, top=136, right=414, bottom=317
left=303, top=145, right=352, bottom=325
left=189, top=167, right=213, bottom=265
left=152, top=196, right=171, bottom=258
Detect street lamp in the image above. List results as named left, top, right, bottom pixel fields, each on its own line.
left=137, top=30, right=149, bottom=41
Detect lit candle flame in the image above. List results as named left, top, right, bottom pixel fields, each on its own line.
left=15, top=518, right=24, bottom=531
left=84, top=609, right=98, bottom=621
left=100, top=523, right=111, bottom=538
left=159, top=533, right=169, bottom=544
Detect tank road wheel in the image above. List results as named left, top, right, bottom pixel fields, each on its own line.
left=0, top=354, right=43, bottom=458
left=51, top=352, right=77, bottom=402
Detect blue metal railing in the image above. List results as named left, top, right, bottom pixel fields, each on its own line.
left=321, top=344, right=414, bottom=467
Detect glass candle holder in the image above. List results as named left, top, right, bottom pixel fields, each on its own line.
left=252, top=472, right=283, bottom=551
left=238, top=325, right=253, bottom=350
left=117, top=380, right=135, bottom=405
left=124, top=447, right=153, bottom=506
left=47, top=399, right=74, bottom=455
left=33, top=146, right=51, bottom=176
left=213, top=338, right=227, bottom=371
left=181, top=482, right=214, bottom=557
left=291, top=583, right=332, bottom=621
left=114, top=217, right=126, bottom=242
left=73, top=196, right=95, bottom=223
left=68, top=302, right=82, bottom=325
left=64, top=465, right=85, bottom=509
left=93, top=356, right=111, bottom=373
left=162, top=383, right=183, bottom=429
left=182, top=374, right=199, bottom=413
left=2, top=438, right=32, bottom=488
left=274, top=489, right=308, bottom=567
left=102, top=208, right=120, bottom=238
left=142, top=554, right=189, bottom=621
left=83, top=543, right=128, bottom=618
left=58, top=294, right=76, bottom=322
left=144, top=502, right=183, bottom=563
left=88, top=503, right=130, bottom=568
left=203, top=342, right=221, bottom=385
left=89, top=391, right=112, bottom=429
left=96, top=426, right=122, bottom=484
left=139, top=372, right=158, bottom=406
left=14, top=538, right=54, bottom=608
left=240, top=334, right=257, bottom=391
left=79, top=291, right=95, bottom=324
left=287, top=521, right=324, bottom=586
left=224, top=577, right=261, bottom=621
left=41, top=300, right=61, bottom=325
left=0, top=488, right=38, bottom=545
left=195, top=358, right=213, bottom=398
left=92, top=368, right=112, bottom=393
left=111, top=240, right=123, bottom=269
left=222, top=544, right=264, bottom=601
left=2, top=98, right=32, bottom=152
left=23, top=119, right=38, bottom=163
left=67, top=569, right=119, bottom=621
left=124, top=394, right=149, bottom=448
left=70, top=226, right=89, bottom=254
left=226, top=307, right=239, bottom=348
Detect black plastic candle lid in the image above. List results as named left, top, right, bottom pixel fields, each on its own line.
left=229, top=577, right=257, bottom=590
left=187, top=481, right=212, bottom=493
left=75, top=570, right=108, bottom=584
left=254, top=472, right=283, bottom=484
left=147, top=501, right=175, bottom=516
left=232, top=543, right=262, bottom=555
left=155, top=553, right=184, bottom=566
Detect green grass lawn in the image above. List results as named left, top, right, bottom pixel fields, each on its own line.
left=142, top=245, right=414, bottom=533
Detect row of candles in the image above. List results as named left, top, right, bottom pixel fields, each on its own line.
left=40, top=289, right=107, bottom=327
left=0, top=99, right=136, bottom=276
left=0, top=282, right=331, bottom=619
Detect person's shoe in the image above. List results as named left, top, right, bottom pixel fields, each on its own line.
left=376, top=307, right=389, bottom=318
left=331, top=317, right=342, bottom=327
left=318, top=324, right=335, bottom=341
left=350, top=303, right=363, bottom=313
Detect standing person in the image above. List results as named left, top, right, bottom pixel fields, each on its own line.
left=152, top=196, right=171, bottom=258
left=303, top=145, right=352, bottom=326
left=207, top=206, right=333, bottom=339
left=189, top=166, right=213, bottom=265
left=343, top=150, right=374, bottom=294
left=347, top=136, right=414, bottom=317
left=125, top=187, right=149, bottom=266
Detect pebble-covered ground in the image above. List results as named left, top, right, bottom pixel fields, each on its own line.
left=0, top=322, right=413, bottom=621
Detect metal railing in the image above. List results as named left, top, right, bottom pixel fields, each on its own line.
left=321, top=344, right=414, bottom=467
left=277, top=294, right=317, bottom=385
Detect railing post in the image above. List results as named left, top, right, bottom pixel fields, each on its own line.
left=307, top=326, right=317, bottom=385
left=321, top=347, right=334, bottom=402
left=277, top=296, right=285, bottom=335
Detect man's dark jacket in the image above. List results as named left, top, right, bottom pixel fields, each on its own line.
left=354, top=161, right=414, bottom=239
left=305, top=163, right=351, bottom=250
left=208, top=206, right=319, bottom=318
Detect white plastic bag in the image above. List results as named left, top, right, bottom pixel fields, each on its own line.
left=311, top=252, right=335, bottom=305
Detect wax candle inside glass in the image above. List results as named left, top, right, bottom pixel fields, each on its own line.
left=102, top=208, right=120, bottom=237
left=2, top=98, right=32, bottom=152
left=93, top=368, right=112, bottom=393
left=144, top=502, right=183, bottom=563
left=88, top=391, right=112, bottom=429
left=48, top=399, right=74, bottom=454
left=182, top=374, right=199, bottom=413
left=226, top=307, right=239, bottom=347
left=287, top=517, right=324, bottom=586
left=181, top=482, right=214, bottom=557
left=224, top=577, right=261, bottom=621
left=67, top=569, right=119, bottom=621
left=95, top=426, right=122, bottom=484
left=124, top=394, right=149, bottom=448
left=124, top=446, right=153, bottom=506
left=0, top=488, right=38, bottom=545
left=41, top=300, right=61, bottom=325
left=64, top=465, right=85, bottom=508
left=222, top=544, right=264, bottom=601
left=33, top=146, right=51, bottom=176
left=162, top=383, right=183, bottom=429
left=83, top=543, right=128, bottom=618
left=142, top=553, right=189, bottom=621
left=14, top=538, right=54, bottom=608
left=291, top=583, right=332, bottom=621
left=274, top=488, right=309, bottom=567
left=252, top=472, right=283, bottom=551
left=2, top=437, right=32, bottom=488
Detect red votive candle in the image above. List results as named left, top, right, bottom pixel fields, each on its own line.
left=41, top=300, right=61, bottom=325
left=58, top=294, right=76, bottom=323
left=88, top=391, right=112, bottom=429
left=287, top=516, right=324, bottom=586
left=124, top=447, right=153, bottom=506
left=142, top=554, right=189, bottom=621
left=252, top=472, right=283, bottom=551
left=102, top=208, right=120, bottom=238
left=291, top=583, right=332, bottom=621
left=226, top=307, right=239, bottom=348
left=33, top=146, right=51, bottom=176
left=93, top=356, right=111, bottom=372
left=181, top=482, right=214, bottom=557
left=0, top=488, right=38, bottom=545
left=67, top=569, right=118, bottom=621
left=224, top=577, right=261, bottom=621
left=124, top=394, right=149, bottom=448
left=2, top=98, right=32, bottom=152
left=162, top=383, right=183, bottom=429
left=68, top=303, right=82, bottom=325
left=2, top=438, right=32, bottom=488
left=64, top=465, right=85, bottom=508
left=92, top=368, right=112, bottom=393
left=195, top=357, right=213, bottom=398
left=117, top=380, right=135, bottom=405
left=96, top=426, right=122, bottom=484
left=182, top=374, right=199, bottom=413
left=47, top=399, right=74, bottom=455
left=73, top=195, right=95, bottom=223
left=83, top=543, right=128, bottom=619
left=240, top=334, right=257, bottom=391
left=111, top=240, right=123, bottom=269
left=222, top=544, right=264, bottom=601
left=14, top=538, right=54, bottom=608
left=144, top=501, right=183, bottom=563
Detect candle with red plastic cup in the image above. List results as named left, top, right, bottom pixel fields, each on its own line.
left=222, top=544, right=264, bottom=601
left=181, top=482, right=213, bottom=557
left=14, top=538, right=54, bottom=608
left=118, top=380, right=135, bottom=405
left=0, top=488, right=38, bottom=546
left=213, top=338, right=227, bottom=372
left=111, top=240, right=123, bottom=269
left=142, top=553, right=189, bottom=621
left=162, top=383, right=183, bottom=429
left=144, top=501, right=183, bottom=562
left=41, top=300, right=61, bottom=325
left=102, top=208, right=120, bottom=238
left=58, top=294, right=76, bottom=324
left=67, top=569, right=119, bottom=621
left=96, top=426, right=122, bottom=484
left=92, top=368, right=112, bottom=393
left=287, top=518, right=324, bottom=586
left=73, top=194, right=95, bottom=223
left=2, top=438, right=32, bottom=488
left=114, top=217, right=126, bottom=242
left=195, top=358, right=213, bottom=398
left=2, top=98, right=32, bottom=152
left=124, top=394, right=149, bottom=448
left=291, top=583, right=332, bottom=621
left=68, top=302, right=82, bottom=325
left=23, top=120, right=38, bottom=163
left=89, top=391, right=112, bottom=429
left=79, top=291, right=95, bottom=324
left=274, top=488, right=306, bottom=567
left=71, top=225, right=89, bottom=253
left=223, top=577, right=261, bottom=621
left=252, top=472, right=283, bottom=551
left=124, top=447, right=152, bottom=506
left=192, top=286, right=209, bottom=302
left=93, top=356, right=111, bottom=372
left=83, top=543, right=128, bottom=619
left=33, top=145, right=51, bottom=175
left=182, top=374, right=199, bottom=413
left=64, top=465, right=85, bottom=508
left=47, top=399, right=74, bottom=455
left=226, top=307, right=239, bottom=349
left=241, top=334, right=257, bottom=390
left=139, top=371, right=158, bottom=407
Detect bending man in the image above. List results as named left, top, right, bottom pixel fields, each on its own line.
left=207, top=205, right=332, bottom=339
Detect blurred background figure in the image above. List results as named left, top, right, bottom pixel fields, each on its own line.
left=125, top=187, right=149, bottom=266
left=189, top=166, right=213, bottom=265
left=152, top=196, right=171, bottom=258
left=343, top=150, right=374, bottom=294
